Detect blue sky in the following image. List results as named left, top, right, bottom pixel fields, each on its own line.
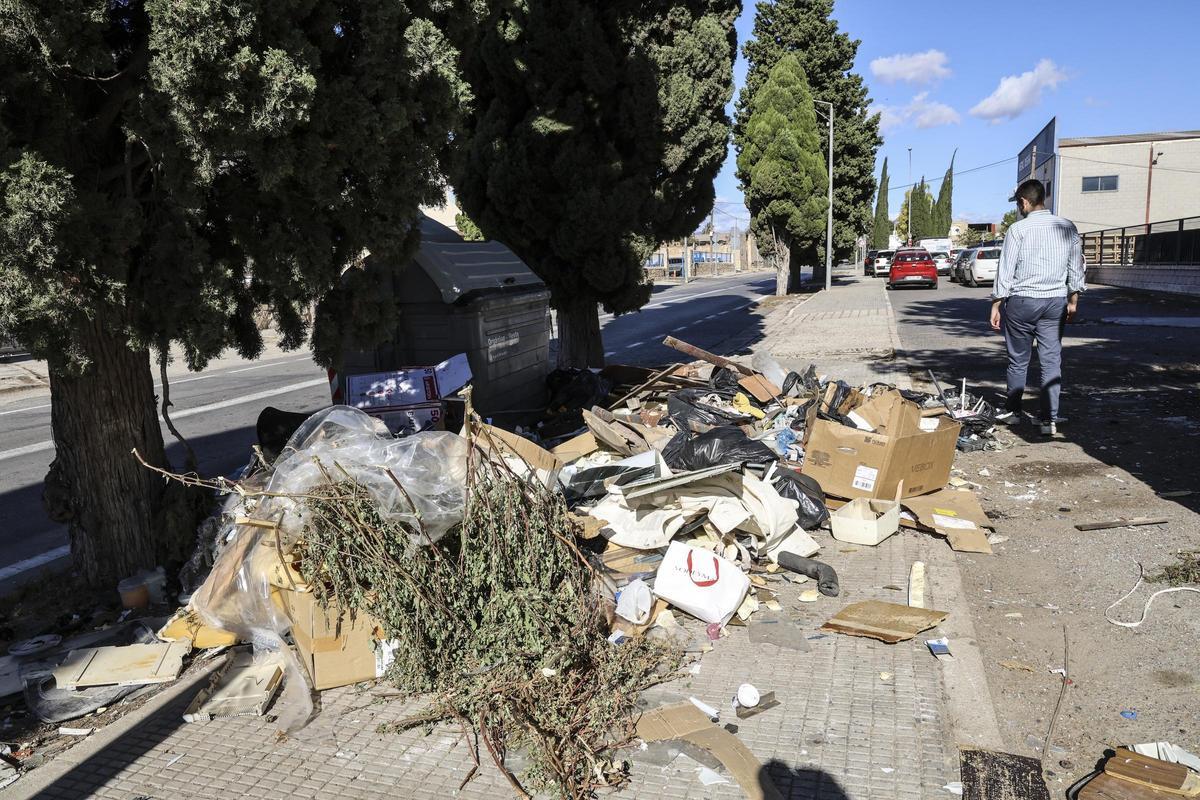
left=712, top=0, right=1200, bottom=230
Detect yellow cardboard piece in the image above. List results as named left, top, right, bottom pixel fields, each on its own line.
left=158, top=608, right=238, bottom=649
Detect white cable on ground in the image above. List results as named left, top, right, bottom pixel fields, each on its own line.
left=1105, top=560, right=1200, bottom=628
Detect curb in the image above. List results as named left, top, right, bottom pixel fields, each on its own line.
left=881, top=278, right=1006, bottom=754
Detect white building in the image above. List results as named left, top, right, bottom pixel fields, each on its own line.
left=1057, top=130, right=1200, bottom=233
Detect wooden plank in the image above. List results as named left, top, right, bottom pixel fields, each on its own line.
left=1105, top=748, right=1200, bottom=796
left=1078, top=772, right=1180, bottom=799
left=960, top=748, right=1050, bottom=800
left=1075, top=517, right=1169, bottom=532
left=661, top=336, right=754, bottom=376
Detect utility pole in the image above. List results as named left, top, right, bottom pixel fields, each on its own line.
left=815, top=100, right=834, bottom=291
left=907, top=147, right=912, bottom=246
left=709, top=209, right=715, bottom=272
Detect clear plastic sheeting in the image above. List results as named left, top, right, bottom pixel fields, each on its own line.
left=188, top=406, right=471, bottom=731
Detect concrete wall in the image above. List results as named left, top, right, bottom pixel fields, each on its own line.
left=1059, top=136, right=1200, bottom=233
left=1086, top=263, right=1200, bottom=296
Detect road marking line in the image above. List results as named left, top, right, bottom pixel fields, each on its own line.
left=0, top=378, right=327, bottom=463
left=0, top=544, right=70, bottom=582
left=229, top=356, right=313, bottom=374
left=0, top=402, right=52, bottom=417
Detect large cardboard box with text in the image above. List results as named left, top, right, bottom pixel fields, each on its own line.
left=801, top=406, right=960, bottom=500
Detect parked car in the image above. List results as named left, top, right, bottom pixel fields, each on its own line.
left=929, top=251, right=952, bottom=276
left=886, top=248, right=937, bottom=290
left=963, top=247, right=1001, bottom=287
left=950, top=248, right=975, bottom=283
left=871, top=249, right=895, bottom=277
left=864, top=249, right=877, bottom=275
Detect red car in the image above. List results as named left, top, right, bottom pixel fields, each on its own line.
left=886, top=248, right=938, bottom=289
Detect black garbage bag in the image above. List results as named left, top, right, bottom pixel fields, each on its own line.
left=708, top=366, right=742, bottom=397
left=771, top=468, right=829, bottom=530
left=257, top=406, right=313, bottom=463
left=663, top=426, right=777, bottom=472
left=667, top=388, right=751, bottom=432
left=547, top=368, right=613, bottom=413
left=820, top=380, right=853, bottom=415
left=783, top=364, right=821, bottom=397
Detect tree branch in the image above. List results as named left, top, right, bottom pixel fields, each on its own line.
left=158, top=343, right=198, bottom=473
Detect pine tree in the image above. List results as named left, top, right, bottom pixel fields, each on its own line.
left=872, top=157, right=890, bottom=250
left=0, top=1, right=460, bottom=585
left=455, top=212, right=486, bottom=242
left=736, top=55, right=828, bottom=296
left=451, top=0, right=739, bottom=367
left=737, top=0, right=881, bottom=270
left=933, top=151, right=955, bottom=236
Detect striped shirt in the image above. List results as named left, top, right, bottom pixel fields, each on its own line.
left=992, top=210, right=1086, bottom=300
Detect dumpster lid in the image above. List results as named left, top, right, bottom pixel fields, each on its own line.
left=416, top=216, right=544, bottom=304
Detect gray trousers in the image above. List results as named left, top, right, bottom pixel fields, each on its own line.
left=1001, top=295, right=1067, bottom=422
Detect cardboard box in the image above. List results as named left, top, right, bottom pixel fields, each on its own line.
left=373, top=403, right=445, bottom=435
left=283, top=591, right=387, bottom=691
left=801, top=411, right=960, bottom=500
left=345, top=353, right=472, bottom=412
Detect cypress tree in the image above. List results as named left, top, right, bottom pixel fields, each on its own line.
left=0, top=1, right=460, bottom=585
left=451, top=0, right=739, bottom=367
left=872, top=157, right=890, bottom=250
left=736, top=55, right=827, bottom=296
left=933, top=150, right=955, bottom=236
left=737, top=0, right=881, bottom=267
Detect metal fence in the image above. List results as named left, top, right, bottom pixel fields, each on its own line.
left=1081, top=216, right=1200, bottom=267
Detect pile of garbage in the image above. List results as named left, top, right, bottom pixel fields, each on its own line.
left=0, top=338, right=1008, bottom=799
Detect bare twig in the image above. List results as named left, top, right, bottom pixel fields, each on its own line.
left=1042, top=625, right=1070, bottom=764
left=480, top=708, right=530, bottom=800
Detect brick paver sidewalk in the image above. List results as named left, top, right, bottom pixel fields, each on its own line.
left=11, top=270, right=985, bottom=800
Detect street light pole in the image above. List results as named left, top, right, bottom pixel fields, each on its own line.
left=815, top=100, right=834, bottom=292
left=906, top=147, right=912, bottom=246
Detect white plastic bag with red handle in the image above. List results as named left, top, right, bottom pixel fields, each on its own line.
left=653, top=541, right=750, bottom=626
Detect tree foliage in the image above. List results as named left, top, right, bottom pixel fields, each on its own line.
left=1000, top=209, right=1019, bottom=236
left=895, top=180, right=935, bottom=244
left=737, top=0, right=881, bottom=261
left=455, top=211, right=485, bottom=242
left=872, top=157, right=890, bottom=250
left=0, top=1, right=461, bottom=584
left=450, top=0, right=739, bottom=367
left=735, top=55, right=827, bottom=296
left=933, top=151, right=955, bottom=236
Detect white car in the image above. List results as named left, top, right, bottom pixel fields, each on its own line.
left=929, top=251, right=952, bottom=275
left=872, top=249, right=895, bottom=277
left=964, top=247, right=1001, bottom=287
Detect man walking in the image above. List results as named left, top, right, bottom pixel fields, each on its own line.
left=989, top=179, right=1086, bottom=435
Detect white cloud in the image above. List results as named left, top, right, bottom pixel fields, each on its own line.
left=911, top=93, right=961, bottom=128
left=871, top=92, right=960, bottom=133
left=970, top=59, right=1067, bottom=122
left=870, top=50, right=951, bottom=85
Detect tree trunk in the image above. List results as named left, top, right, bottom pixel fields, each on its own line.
left=775, top=254, right=790, bottom=297
left=556, top=297, right=605, bottom=368
left=44, top=319, right=194, bottom=588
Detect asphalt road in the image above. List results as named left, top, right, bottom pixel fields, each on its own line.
left=0, top=271, right=773, bottom=588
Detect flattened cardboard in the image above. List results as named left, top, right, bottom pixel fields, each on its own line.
left=738, top=374, right=782, bottom=404
left=53, top=640, right=192, bottom=689
left=583, top=408, right=650, bottom=456
left=373, top=403, right=445, bottom=435
left=636, top=702, right=783, bottom=800
left=820, top=600, right=948, bottom=643
left=853, top=390, right=920, bottom=436
left=551, top=431, right=598, bottom=462
left=479, top=424, right=564, bottom=487
left=283, top=591, right=383, bottom=691
left=801, top=414, right=960, bottom=500
left=902, top=489, right=994, bottom=554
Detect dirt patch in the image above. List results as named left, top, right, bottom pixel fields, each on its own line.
left=1152, top=669, right=1196, bottom=688
left=1006, top=460, right=1107, bottom=479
